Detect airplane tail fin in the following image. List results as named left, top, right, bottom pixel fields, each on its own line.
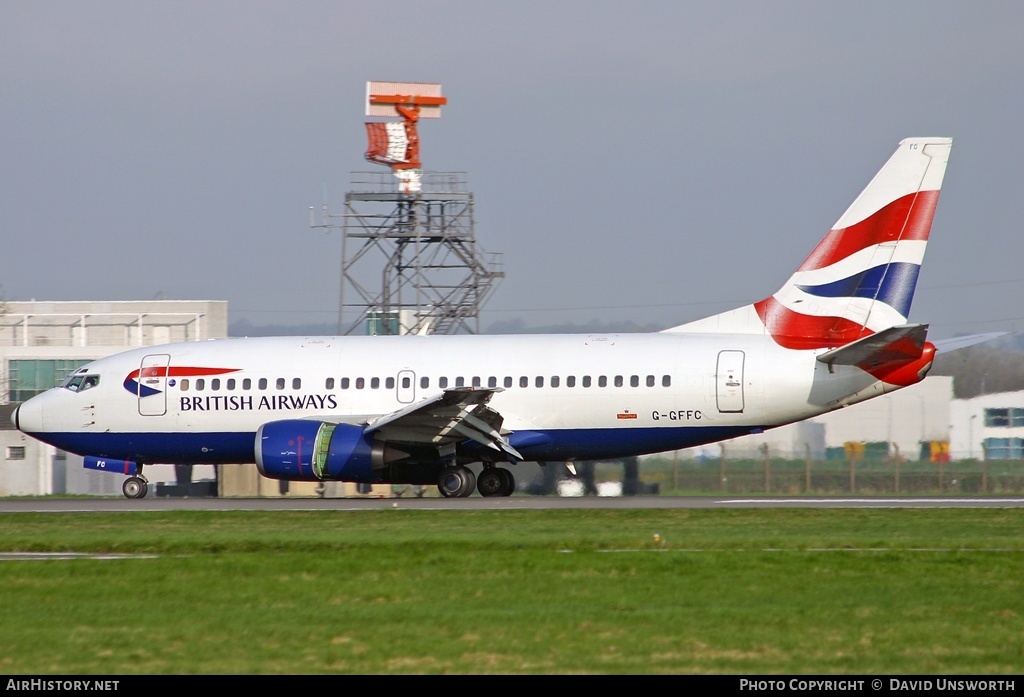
left=665, top=137, right=952, bottom=349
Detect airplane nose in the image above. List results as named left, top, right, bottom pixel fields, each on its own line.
left=13, top=395, right=43, bottom=434
left=10, top=405, right=18, bottom=431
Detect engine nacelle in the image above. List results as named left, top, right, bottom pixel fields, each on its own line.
left=255, top=420, right=380, bottom=482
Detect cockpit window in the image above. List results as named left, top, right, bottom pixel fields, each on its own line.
left=62, top=374, right=100, bottom=392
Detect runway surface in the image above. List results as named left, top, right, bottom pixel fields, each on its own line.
left=2, top=495, right=1024, bottom=513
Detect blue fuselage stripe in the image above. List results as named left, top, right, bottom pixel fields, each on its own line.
left=30, top=426, right=760, bottom=466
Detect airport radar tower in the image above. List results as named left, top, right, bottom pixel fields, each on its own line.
left=312, top=81, right=504, bottom=336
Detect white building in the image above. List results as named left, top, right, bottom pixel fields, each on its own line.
left=950, top=392, right=1024, bottom=461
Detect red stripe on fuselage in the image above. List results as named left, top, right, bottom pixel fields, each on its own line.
left=127, top=366, right=241, bottom=380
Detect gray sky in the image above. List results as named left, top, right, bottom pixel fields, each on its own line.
left=2, top=1, right=1022, bottom=339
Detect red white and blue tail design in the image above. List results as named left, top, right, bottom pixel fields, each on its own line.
left=665, top=137, right=952, bottom=351
left=755, top=137, right=951, bottom=349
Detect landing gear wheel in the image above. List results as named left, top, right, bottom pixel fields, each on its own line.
left=496, top=467, right=516, bottom=497
left=477, top=468, right=505, bottom=497
left=476, top=468, right=516, bottom=497
left=122, top=476, right=148, bottom=499
left=438, top=465, right=476, bottom=498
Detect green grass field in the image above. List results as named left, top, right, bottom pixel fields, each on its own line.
left=0, top=507, right=1021, bottom=674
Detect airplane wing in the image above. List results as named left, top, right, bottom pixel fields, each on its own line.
left=342, top=387, right=524, bottom=462
left=816, top=324, right=929, bottom=371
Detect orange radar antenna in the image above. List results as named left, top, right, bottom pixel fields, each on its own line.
left=364, top=81, right=446, bottom=194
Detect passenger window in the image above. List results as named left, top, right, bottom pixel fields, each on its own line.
left=488, top=376, right=497, bottom=388
left=402, top=376, right=411, bottom=388
left=258, top=378, right=268, bottom=390
left=420, top=377, right=429, bottom=389
left=212, top=378, right=221, bottom=390
left=455, top=377, right=465, bottom=387
left=276, top=378, right=285, bottom=390
left=662, top=375, right=671, bottom=387
left=227, top=379, right=236, bottom=390
left=566, top=376, right=576, bottom=387
left=293, top=378, right=301, bottom=390
left=535, top=376, right=544, bottom=388
left=386, top=377, right=395, bottom=389
left=504, top=377, right=512, bottom=388
left=440, top=377, right=448, bottom=388
left=243, top=378, right=252, bottom=390
left=472, top=376, right=481, bottom=387
left=598, top=376, right=608, bottom=387
left=196, top=379, right=206, bottom=391
left=371, top=377, right=380, bottom=389
left=550, top=376, right=560, bottom=388
left=356, top=378, right=365, bottom=389
left=341, top=378, right=350, bottom=389
left=180, top=379, right=190, bottom=391
left=646, top=375, right=655, bottom=387
left=325, top=378, right=334, bottom=390
left=519, top=376, right=528, bottom=388
left=615, top=376, right=624, bottom=387
left=582, top=376, right=592, bottom=388
left=630, top=375, right=639, bottom=388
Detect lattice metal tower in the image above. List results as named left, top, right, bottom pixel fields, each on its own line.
left=312, top=82, right=503, bottom=335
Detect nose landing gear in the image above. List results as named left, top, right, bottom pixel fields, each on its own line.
left=122, top=463, right=149, bottom=499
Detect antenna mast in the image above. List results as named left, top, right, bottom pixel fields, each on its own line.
left=363, top=82, right=446, bottom=195
left=312, top=81, right=504, bottom=335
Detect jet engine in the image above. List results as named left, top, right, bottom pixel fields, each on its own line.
left=256, top=420, right=376, bottom=482
left=255, top=420, right=413, bottom=483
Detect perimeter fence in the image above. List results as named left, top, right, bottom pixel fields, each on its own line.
left=619, top=456, right=1024, bottom=496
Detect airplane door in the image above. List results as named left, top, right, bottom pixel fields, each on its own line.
left=396, top=370, right=416, bottom=404
left=716, top=350, right=745, bottom=413
left=138, top=354, right=170, bottom=416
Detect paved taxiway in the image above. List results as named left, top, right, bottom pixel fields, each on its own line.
left=2, top=496, right=1023, bottom=513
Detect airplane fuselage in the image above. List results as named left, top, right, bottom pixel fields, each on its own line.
left=14, top=331, right=882, bottom=468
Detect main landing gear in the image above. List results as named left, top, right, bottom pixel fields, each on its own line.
left=437, top=465, right=515, bottom=498
left=122, top=464, right=149, bottom=499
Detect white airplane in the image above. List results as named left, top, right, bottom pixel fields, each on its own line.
left=14, top=137, right=965, bottom=499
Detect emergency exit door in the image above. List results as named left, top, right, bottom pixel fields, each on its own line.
left=716, top=350, right=745, bottom=413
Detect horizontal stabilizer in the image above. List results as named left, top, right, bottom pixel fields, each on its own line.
left=933, top=332, right=1009, bottom=353
left=816, top=324, right=928, bottom=370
